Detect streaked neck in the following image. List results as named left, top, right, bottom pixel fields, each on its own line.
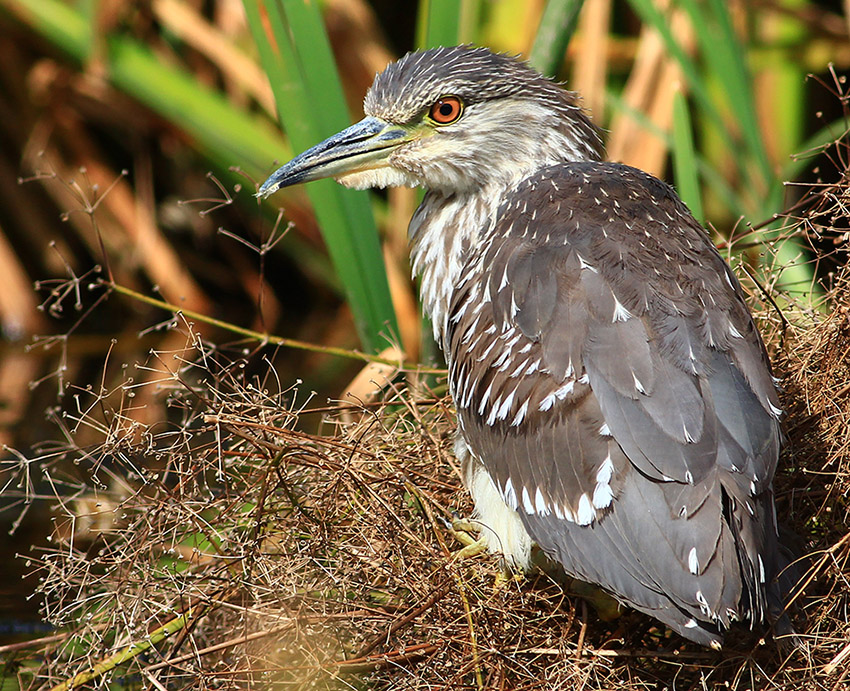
left=408, top=184, right=502, bottom=348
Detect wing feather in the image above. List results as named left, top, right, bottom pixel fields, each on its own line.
left=446, top=162, right=786, bottom=644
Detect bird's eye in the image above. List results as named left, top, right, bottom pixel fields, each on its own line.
left=429, top=96, right=464, bottom=125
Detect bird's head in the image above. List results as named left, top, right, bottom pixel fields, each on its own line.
left=259, top=46, right=602, bottom=197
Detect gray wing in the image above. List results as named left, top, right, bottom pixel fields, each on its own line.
left=446, top=163, right=785, bottom=646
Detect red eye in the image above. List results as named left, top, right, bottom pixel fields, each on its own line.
left=429, top=96, right=464, bottom=124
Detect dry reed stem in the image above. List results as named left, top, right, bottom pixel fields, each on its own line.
left=606, top=2, right=694, bottom=176
left=152, top=0, right=277, bottom=118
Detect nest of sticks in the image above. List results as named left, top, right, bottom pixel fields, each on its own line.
left=7, top=173, right=850, bottom=691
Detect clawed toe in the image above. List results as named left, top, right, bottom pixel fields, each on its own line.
left=442, top=515, right=485, bottom=556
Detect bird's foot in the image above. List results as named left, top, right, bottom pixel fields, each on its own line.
left=532, top=550, right=621, bottom=621
left=566, top=578, right=622, bottom=622
left=445, top=516, right=486, bottom=558
left=443, top=515, right=521, bottom=589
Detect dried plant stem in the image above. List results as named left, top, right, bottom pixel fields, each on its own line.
left=334, top=642, right=443, bottom=673
left=457, top=571, right=485, bottom=691
left=106, top=280, right=438, bottom=371
left=48, top=606, right=200, bottom=691
left=402, top=478, right=485, bottom=690
left=0, top=631, right=73, bottom=655
left=354, top=582, right=451, bottom=659
left=142, top=623, right=292, bottom=673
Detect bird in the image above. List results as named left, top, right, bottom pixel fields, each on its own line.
left=258, top=45, right=792, bottom=649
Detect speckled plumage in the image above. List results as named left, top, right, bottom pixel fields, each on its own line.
left=444, top=162, right=785, bottom=645
left=260, top=45, right=793, bottom=648
left=393, top=49, right=788, bottom=648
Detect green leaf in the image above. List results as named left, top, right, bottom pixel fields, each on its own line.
left=671, top=88, right=703, bottom=222
left=529, top=0, right=584, bottom=77
left=6, top=0, right=288, bottom=177
left=625, top=0, right=818, bottom=304
left=680, top=0, right=771, bottom=184
left=244, top=0, right=398, bottom=352
left=8, top=0, right=399, bottom=351
left=417, top=0, right=481, bottom=48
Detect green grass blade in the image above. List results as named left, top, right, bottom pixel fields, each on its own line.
left=110, top=40, right=287, bottom=175
left=708, top=0, right=771, bottom=182
left=528, top=0, right=584, bottom=77
left=459, top=0, right=484, bottom=43
left=6, top=0, right=287, bottom=177
left=680, top=0, right=771, bottom=185
left=607, top=89, right=746, bottom=219
left=277, top=0, right=355, bottom=135
left=781, top=118, right=850, bottom=182
left=671, top=88, right=703, bottom=222
left=626, top=0, right=763, bottom=210
left=9, top=0, right=398, bottom=345
left=625, top=0, right=817, bottom=304
left=625, top=0, right=733, bottom=158
left=694, top=0, right=815, bottom=301
left=244, top=0, right=398, bottom=351
left=416, top=0, right=479, bottom=48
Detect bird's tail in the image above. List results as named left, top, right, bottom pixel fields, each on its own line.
left=726, top=484, right=802, bottom=645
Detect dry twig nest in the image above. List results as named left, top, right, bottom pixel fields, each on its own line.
left=13, top=164, right=850, bottom=691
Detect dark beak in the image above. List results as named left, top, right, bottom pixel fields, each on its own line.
left=258, top=116, right=414, bottom=197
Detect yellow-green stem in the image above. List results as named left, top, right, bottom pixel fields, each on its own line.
left=107, top=281, right=439, bottom=372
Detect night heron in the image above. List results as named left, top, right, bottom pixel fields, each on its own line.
left=259, top=46, right=791, bottom=648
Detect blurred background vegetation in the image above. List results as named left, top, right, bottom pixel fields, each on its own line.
left=0, top=0, right=848, bottom=665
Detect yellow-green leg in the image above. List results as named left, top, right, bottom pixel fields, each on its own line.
left=446, top=517, right=487, bottom=559
left=444, top=516, right=522, bottom=589
left=533, top=550, right=622, bottom=621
